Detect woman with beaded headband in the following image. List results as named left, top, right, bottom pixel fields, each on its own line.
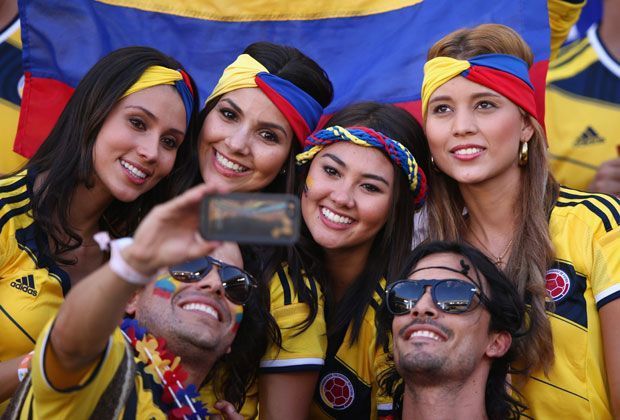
left=255, top=102, right=428, bottom=419
left=421, top=23, right=620, bottom=418
left=190, top=41, right=333, bottom=418
left=0, top=46, right=199, bottom=408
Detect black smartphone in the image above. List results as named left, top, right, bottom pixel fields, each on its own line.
left=200, top=193, right=300, bottom=245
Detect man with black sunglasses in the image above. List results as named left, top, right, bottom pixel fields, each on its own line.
left=4, top=185, right=261, bottom=419
left=378, top=241, right=527, bottom=420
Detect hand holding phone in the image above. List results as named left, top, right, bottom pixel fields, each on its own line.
left=200, top=193, right=300, bottom=245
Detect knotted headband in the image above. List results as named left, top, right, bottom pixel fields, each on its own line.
left=206, top=54, right=323, bottom=145
left=421, top=53, right=537, bottom=122
left=121, top=65, right=195, bottom=128
left=296, top=126, right=427, bottom=209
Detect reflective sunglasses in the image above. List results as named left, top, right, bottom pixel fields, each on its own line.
left=386, top=279, right=480, bottom=315
left=169, top=257, right=257, bottom=305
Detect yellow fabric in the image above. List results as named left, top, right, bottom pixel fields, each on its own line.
left=95, top=0, right=423, bottom=22
left=548, top=0, right=586, bottom=60
left=516, top=187, right=619, bottom=419
left=310, top=278, right=391, bottom=419
left=420, top=57, right=470, bottom=119
left=0, top=24, right=27, bottom=174
left=206, top=54, right=268, bottom=104
left=121, top=65, right=183, bottom=99
left=201, top=379, right=258, bottom=419
left=260, top=264, right=327, bottom=371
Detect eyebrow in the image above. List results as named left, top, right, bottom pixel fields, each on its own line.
left=322, top=153, right=390, bottom=186
left=429, top=91, right=503, bottom=105
left=125, top=105, right=185, bottom=137
left=220, top=98, right=289, bottom=137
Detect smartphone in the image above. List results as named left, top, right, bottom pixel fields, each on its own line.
left=200, top=193, right=300, bottom=245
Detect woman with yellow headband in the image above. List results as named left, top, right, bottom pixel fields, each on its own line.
left=420, top=24, right=619, bottom=418
left=0, top=46, right=198, bottom=408
left=255, top=102, right=428, bottom=419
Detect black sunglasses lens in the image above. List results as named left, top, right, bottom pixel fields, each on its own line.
left=388, top=282, right=425, bottom=315
left=434, top=280, right=476, bottom=313
left=169, top=257, right=212, bottom=282
left=220, top=266, right=252, bottom=304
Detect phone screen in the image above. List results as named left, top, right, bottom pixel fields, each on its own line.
left=200, top=193, right=300, bottom=245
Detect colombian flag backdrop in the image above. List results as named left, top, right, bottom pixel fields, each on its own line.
left=15, top=0, right=551, bottom=158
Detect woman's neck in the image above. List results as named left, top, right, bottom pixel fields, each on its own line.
left=323, top=243, right=372, bottom=302
left=68, top=182, right=114, bottom=241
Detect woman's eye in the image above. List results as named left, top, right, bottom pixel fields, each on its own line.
left=477, top=101, right=496, bottom=110
left=129, top=118, right=146, bottom=130
left=323, top=165, right=338, bottom=177
left=362, top=183, right=381, bottom=193
left=220, top=108, right=236, bottom=120
left=432, top=104, right=450, bottom=114
left=259, top=130, right=279, bottom=143
left=161, top=136, right=178, bottom=150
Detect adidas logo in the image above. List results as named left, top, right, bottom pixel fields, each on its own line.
left=574, top=126, right=605, bottom=146
left=10, top=275, right=38, bottom=296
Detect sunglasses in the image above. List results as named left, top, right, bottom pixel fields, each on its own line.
left=169, top=257, right=257, bottom=305
left=386, top=279, right=480, bottom=315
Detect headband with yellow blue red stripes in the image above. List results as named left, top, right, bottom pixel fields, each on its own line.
left=421, top=53, right=538, bottom=122
left=296, top=126, right=427, bottom=209
left=207, top=54, right=323, bottom=145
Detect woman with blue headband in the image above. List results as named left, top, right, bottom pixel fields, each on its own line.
left=256, top=102, right=428, bottom=419
left=0, top=46, right=199, bottom=409
left=421, top=24, right=619, bottom=418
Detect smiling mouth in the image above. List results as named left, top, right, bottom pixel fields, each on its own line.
left=215, top=150, right=249, bottom=173
left=181, top=302, right=220, bottom=321
left=408, top=330, right=444, bottom=342
left=321, top=207, right=354, bottom=225
left=452, top=147, right=485, bottom=156
left=119, top=159, right=148, bottom=179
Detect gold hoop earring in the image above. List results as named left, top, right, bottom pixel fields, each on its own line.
left=431, top=156, right=441, bottom=173
left=518, top=142, right=529, bottom=167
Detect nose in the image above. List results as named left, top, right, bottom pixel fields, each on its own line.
left=451, top=109, right=477, bottom=137
left=136, top=135, right=159, bottom=163
left=225, top=129, right=251, bottom=155
left=409, top=287, right=438, bottom=318
left=329, top=183, right=355, bottom=208
left=195, top=267, right=225, bottom=298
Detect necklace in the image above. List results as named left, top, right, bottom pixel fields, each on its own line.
left=120, top=318, right=209, bottom=419
left=468, top=229, right=514, bottom=266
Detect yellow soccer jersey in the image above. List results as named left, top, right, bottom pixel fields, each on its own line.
left=0, top=170, right=69, bottom=363
left=17, top=320, right=230, bottom=419
left=0, top=17, right=27, bottom=174
left=310, top=279, right=392, bottom=419
left=517, top=187, right=619, bottom=419
left=546, top=24, right=620, bottom=191
left=260, top=264, right=326, bottom=373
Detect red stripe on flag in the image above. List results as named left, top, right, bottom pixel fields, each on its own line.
left=14, top=73, right=74, bottom=158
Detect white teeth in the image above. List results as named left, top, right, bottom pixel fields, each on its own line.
left=454, top=147, right=483, bottom=156
left=321, top=207, right=353, bottom=224
left=120, top=160, right=147, bottom=179
left=215, top=151, right=248, bottom=173
left=410, top=330, right=442, bottom=341
left=181, top=303, right=218, bottom=320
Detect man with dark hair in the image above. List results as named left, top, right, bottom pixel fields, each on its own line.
left=380, top=241, right=526, bottom=420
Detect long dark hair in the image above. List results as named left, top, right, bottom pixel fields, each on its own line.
left=199, top=41, right=334, bottom=194
left=377, top=241, right=528, bottom=420
left=9, top=46, right=199, bottom=264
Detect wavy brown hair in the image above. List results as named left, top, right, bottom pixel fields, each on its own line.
left=424, top=24, right=557, bottom=374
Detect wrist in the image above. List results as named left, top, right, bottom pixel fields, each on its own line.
left=121, top=243, right=158, bottom=277
left=108, top=238, right=157, bottom=286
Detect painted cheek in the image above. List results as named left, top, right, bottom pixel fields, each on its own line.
left=152, top=277, right=177, bottom=299
left=231, top=306, right=244, bottom=333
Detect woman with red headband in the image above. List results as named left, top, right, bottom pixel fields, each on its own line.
left=0, top=46, right=199, bottom=410
left=421, top=24, right=619, bottom=418
left=255, top=102, right=428, bottom=419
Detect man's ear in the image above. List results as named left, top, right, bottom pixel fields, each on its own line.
left=125, top=291, right=141, bottom=317
left=486, top=330, right=512, bottom=358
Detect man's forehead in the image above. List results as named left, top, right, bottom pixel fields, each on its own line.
left=409, top=253, right=475, bottom=283
left=210, top=242, right=242, bottom=267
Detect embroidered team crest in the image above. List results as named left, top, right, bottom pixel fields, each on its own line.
left=320, top=372, right=355, bottom=410
left=545, top=268, right=571, bottom=302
